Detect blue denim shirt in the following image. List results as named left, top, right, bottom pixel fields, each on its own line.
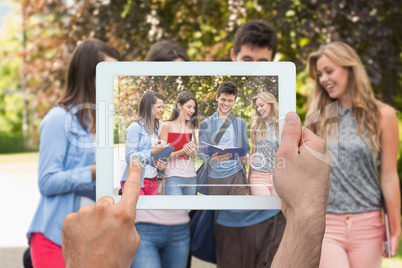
left=198, top=111, right=249, bottom=178
left=120, top=121, right=164, bottom=188
left=199, top=111, right=279, bottom=227
left=208, top=120, right=242, bottom=178
left=27, top=106, right=96, bottom=246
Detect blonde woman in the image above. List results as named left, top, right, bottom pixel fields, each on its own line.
left=307, top=41, right=400, bottom=267
left=248, top=91, right=279, bottom=195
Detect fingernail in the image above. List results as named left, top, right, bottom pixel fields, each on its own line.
left=285, top=112, right=299, bottom=125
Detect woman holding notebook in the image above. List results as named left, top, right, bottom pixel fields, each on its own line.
left=120, top=90, right=168, bottom=196
left=306, top=41, right=400, bottom=267
left=248, top=91, right=279, bottom=195
left=124, top=41, right=192, bottom=268
left=160, top=91, right=199, bottom=195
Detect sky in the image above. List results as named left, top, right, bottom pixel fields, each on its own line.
left=0, top=1, right=12, bottom=28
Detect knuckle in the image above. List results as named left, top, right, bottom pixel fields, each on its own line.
left=96, top=196, right=114, bottom=209
left=275, top=147, right=292, bottom=160
left=282, top=128, right=299, bottom=138
left=116, top=208, right=134, bottom=223
left=63, top=212, right=77, bottom=226
left=79, top=205, right=93, bottom=214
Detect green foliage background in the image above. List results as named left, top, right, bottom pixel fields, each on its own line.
left=0, top=9, right=24, bottom=153
left=113, top=75, right=278, bottom=143
left=0, top=1, right=400, bottom=263
left=0, top=0, right=401, bottom=161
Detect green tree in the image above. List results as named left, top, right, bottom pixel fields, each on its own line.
left=0, top=6, right=25, bottom=152
left=3, top=0, right=402, bottom=152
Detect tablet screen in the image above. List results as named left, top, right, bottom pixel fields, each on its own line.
left=97, top=62, right=295, bottom=209
left=113, top=75, right=279, bottom=197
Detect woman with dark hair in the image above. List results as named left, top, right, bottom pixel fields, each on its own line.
left=160, top=91, right=198, bottom=195
left=145, top=40, right=190, bottom=62
left=27, top=38, right=121, bottom=267
left=125, top=41, right=192, bottom=268
left=120, top=90, right=168, bottom=195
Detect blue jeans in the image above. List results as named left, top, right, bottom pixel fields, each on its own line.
left=131, top=223, right=190, bottom=268
left=165, top=176, right=197, bottom=195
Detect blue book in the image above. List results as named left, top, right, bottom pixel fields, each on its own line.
left=199, top=141, right=247, bottom=161
left=150, top=145, right=175, bottom=167
left=384, top=210, right=392, bottom=258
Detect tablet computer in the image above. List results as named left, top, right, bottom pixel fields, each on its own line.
left=96, top=62, right=295, bottom=209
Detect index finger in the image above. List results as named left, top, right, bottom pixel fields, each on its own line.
left=277, top=112, right=301, bottom=156
left=300, top=127, right=332, bottom=165
left=118, top=158, right=142, bottom=216
left=300, top=127, right=326, bottom=154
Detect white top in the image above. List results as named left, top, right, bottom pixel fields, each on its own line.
left=165, top=158, right=196, bottom=178
left=143, top=164, right=158, bottom=178
left=135, top=210, right=190, bottom=225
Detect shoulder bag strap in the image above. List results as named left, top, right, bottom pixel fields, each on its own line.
left=212, top=113, right=236, bottom=145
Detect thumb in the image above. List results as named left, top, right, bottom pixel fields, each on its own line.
left=277, top=112, right=302, bottom=157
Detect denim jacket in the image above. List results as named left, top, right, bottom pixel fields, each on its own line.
left=27, top=106, right=96, bottom=246
left=120, top=121, right=164, bottom=188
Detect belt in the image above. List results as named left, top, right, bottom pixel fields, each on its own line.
left=144, top=176, right=158, bottom=181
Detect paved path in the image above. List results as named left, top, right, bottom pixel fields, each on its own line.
left=0, top=153, right=215, bottom=267
left=0, top=247, right=26, bottom=268
left=0, top=153, right=39, bottom=267
left=0, top=153, right=40, bottom=248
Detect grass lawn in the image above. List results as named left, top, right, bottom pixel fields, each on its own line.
left=0, top=151, right=39, bottom=163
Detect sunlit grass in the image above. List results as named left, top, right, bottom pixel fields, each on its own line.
left=0, top=151, right=39, bottom=163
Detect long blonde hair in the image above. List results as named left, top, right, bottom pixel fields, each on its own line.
left=306, top=41, right=381, bottom=154
left=251, top=91, right=279, bottom=140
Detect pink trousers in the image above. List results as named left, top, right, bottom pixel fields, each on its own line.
left=319, top=210, right=384, bottom=268
left=249, top=171, right=277, bottom=195
left=30, top=233, right=65, bottom=268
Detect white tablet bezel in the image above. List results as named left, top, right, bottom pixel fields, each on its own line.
left=96, top=62, right=295, bottom=209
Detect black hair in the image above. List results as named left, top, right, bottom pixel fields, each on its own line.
left=136, top=90, right=165, bottom=133
left=145, top=41, right=190, bottom=61
left=233, top=20, right=278, bottom=60
left=167, top=91, right=198, bottom=129
left=217, top=81, right=238, bottom=98
left=59, top=38, right=121, bottom=133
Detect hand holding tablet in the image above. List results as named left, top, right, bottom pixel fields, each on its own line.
left=273, top=112, right=331, bottom=219
left=63, top=112, right=332, bottom=268
left=271, top=112, right=332, bottom=268
left=62, top=159, right=142, bottom=268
